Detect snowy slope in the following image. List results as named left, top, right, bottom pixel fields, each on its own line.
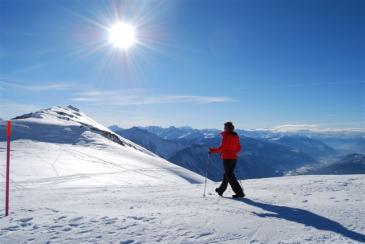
left=0, top=106, right=204, bottom=187
left=0, top=175, right=364, bottom=243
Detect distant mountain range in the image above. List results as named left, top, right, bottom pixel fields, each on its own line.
left=293, top=153, right=365, bottom=175
left=168, top=135, right=317, bottom=180
left=236, top=129, right=365, bottom=156
left=110, top=125, right=364, bottom=180
left=268, top=135, right=337, bottom=159
left=115, top=127, right=186, bottom=159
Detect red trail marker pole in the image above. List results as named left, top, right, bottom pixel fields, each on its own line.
left=5, top=120, right=11, bottom=216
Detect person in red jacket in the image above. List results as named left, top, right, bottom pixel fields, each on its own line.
left=209, top=122, right=245, bottom=198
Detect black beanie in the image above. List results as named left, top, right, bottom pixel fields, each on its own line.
left=224, top=121, right=234, bottom=131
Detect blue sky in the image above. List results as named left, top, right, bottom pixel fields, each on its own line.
left=0, top=0, right=364, bottom=130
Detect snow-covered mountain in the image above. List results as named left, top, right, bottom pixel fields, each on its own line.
left=0, top=106, right=204, bottom=187
left=141, top=126, right=346, bottom=159
left=143, top=125, right=220, bottom=144
left=143, top=126, right=200, bottom=140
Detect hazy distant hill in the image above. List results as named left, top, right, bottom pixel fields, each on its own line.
left=269, top=135, right=337, bottom=159
left=113, top=126, right=186, bottom=159
left=236, top=129, right=364, bottom=156
left=301, top=154, right=365, bottom=175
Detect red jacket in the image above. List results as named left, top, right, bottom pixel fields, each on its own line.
left=210, top=131, right=241, bottom=159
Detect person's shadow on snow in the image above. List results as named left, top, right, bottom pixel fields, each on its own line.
left=239, top=198, right=365, bottom=242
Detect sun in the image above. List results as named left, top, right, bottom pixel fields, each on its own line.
left=108, top=22, right=136, bottom=50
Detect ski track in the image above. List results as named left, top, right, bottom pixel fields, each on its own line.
left=0, top=140, right=206, bottom=188
left=0, top=175, right=364, bottom=243
left=64, top=148, right=184, bottom=185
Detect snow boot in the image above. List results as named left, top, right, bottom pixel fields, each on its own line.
left=215, top=188, right=223, bottom=197
left=232, top=193, right=245, bottom=199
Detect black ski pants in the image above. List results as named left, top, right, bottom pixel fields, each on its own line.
left=217, top=159, right=244, bottom=195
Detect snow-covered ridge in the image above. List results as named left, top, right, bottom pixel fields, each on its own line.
left=12, top=105, right=155, bottom=157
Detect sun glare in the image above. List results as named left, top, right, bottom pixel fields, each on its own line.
left=108, top=22, right=136, bottom=50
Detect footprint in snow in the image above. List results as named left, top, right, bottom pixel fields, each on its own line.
left=2, top=225, right=20, bottom=231
left=120, top=240, right=135, bottom=244
left=45, top=208, right=59, bottom=213
left=49, top=224, right=64, bottom=229
left=62, top=227, right=72, bottom=232
left=197, top=232, right=213, bottom=238
left=17, top=217, right=33, bottom=227
left=68, top=217, right=84, bottom=227
left=18, top=217, right=33, bottom=222
left=78, top=229, right=93, bottom=234
left=55, top=215, right=67, bottom=221
left=103, top=217, right=118, bottom=225
left=70, top=216, right=83, bottom=222
left=127, top=216, right=144, bottom=221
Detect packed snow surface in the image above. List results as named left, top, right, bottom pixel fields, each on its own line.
left=0, top=175, right=364, bottom=243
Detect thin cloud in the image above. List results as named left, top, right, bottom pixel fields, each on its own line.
left=72, top=90, right=235, bottom=105
left=0, top=78, right=74, bottom=92
left=272, top=124, right=321, bottom=132
left=271, top=124, right=365, bottom=133
left=0, top=100, right=40, bottom=120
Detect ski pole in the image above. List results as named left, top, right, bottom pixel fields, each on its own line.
left=203, top=153, right=211, bottom=197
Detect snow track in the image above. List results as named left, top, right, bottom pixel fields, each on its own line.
left=0, top=140, right=204, bottom=188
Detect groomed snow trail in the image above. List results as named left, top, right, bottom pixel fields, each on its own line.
left=0, top=175, right=364, bottom=243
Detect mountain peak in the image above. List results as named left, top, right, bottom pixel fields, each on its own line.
left=10, top=105, right=158, bottom=157
left=66, top=105, right=80, bottom=112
